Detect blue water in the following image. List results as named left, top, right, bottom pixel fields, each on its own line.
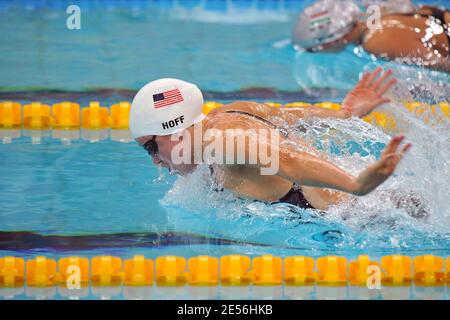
left=0, top=0, right=449, bottom=300
left=0, top=0, right=448, bottom=92
left=1, top=133, right=448, bottom=258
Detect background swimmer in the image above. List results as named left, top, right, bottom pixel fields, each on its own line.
left=130, top=68, right=415, bottom=212
left=292, top=0, right=450, bottom=73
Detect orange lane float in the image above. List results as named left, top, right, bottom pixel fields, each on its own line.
left=316, top=256, right=347, bottom=286
left=155, top=256, right=187, bottom=286
left=81, top=102, right=109, bottom=129
left=284, top=256, right=315, bottom=286
left=0, top=101, right=22, bottom=128
left=381, top=255, right=412, bottom=286
left=0, top=254, right=449, bottom=287
left=23, top=102, right=52, bottom=129
left=0, top=256, right=25, bottom=287
left=52, top=102, right=81, bottom=128
left=220, top=255, right=251, bottom=286
left=251, top=255, right=282, bottom=286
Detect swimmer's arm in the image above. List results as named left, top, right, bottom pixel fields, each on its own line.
left=218, top=126, right=359, bottom=193
left=251, top=136, right=410, bottom=196
left=275, top=136, right=410, bottom=196
left=276, top=149, right=360, bottom=194
left=217, top=121, right=410, bottom=196
left=277, top=68, right=396, bottom=121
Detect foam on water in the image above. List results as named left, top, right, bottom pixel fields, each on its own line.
left=170, top=0, right=290, bottom=24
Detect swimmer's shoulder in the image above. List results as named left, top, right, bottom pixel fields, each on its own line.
left=361, top=15, right=427, bottom=57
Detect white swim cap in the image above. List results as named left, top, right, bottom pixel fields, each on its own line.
left=129, top=78, right=204, bottom=138
left=362, top=0, right=415, bottom=15
left=292, top=0, right=362, bottom=50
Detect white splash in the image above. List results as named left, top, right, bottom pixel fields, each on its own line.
left=159, top=70, right=449, bottom=249
left=170, top=0, right=290, bottom=25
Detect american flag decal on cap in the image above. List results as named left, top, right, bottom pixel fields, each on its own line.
left=153, top=89, right=184, bottom=108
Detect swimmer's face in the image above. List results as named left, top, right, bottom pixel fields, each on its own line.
left=136, top=135, right=175, bottom=169
left=136, top=135, right=193, bottom=175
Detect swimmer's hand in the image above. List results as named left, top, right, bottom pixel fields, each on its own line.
left=341, top=67, right=397, bottom=118
left=353, top=135, right=411, bottom=196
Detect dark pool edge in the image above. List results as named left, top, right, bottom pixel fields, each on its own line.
left=0, top=230, right=273, bottom=251
left=0, top=231, right=448, bottom=255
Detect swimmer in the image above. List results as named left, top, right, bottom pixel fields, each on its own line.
left=292, top=0, right=450, bottom=73
left=130, top=68, right=420, bottom=214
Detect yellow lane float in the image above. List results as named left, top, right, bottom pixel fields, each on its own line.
left=23, top=102, right=51, bottom=129
left=314, top=101, right=341, bottom=111
left=52, top=102, right=80, bottom=128
left=364, top=111, right=397, bottom=130
left=220, top=255, right=251, bottom=286
left=82, top=102, right=109, bottom=129
left=26, top=256, right=57, bottom=287
left=1, top=254, right=450, bottom=287
left=57, top=256, right=89, bottom=286
left=381, top=255, right=412, bottom=286
left=348, top=255, right=380, bottom=286
left=188, top=256, right=219, bottom=286
left=447, top=258, right=450, bottom=284
left=0, top=101, right=21, bottom=128
left=251, top=255, right=282, bottom=286
left=109, top=101, right=131, bottom=129
left=0, top=256, right=25, bottom=287
left=155, top=256, right=187, bottom=286
left=264, top=102, right=282, bottom=107
left=284, top=102, right=312, bottom=107
left=91, top=256, right=123, bottom=286
left=284, top=256, right=315, bottom=286
left=316, top=256, right=347, bottom=286
left=124, top=255, right=153, bottom=286
left=413, top=255, right=445, bottom=286
left=202, top=101, right=223, bottom=115
left=438, top=102, right=449, bottom=117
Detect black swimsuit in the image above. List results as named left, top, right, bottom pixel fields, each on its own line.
left=213, top=110, right=315, bottom=210
left=272, top=183, right=315, bottom=209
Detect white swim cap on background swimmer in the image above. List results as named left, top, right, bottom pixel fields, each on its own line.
left=129, top=78, right=204, bottom=138
left=361, top=0, right=415, bottom=15
left=292, top=0, right=362, bottom=50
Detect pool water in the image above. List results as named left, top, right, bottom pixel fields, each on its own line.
left=0, top=0, right=449, bottom=299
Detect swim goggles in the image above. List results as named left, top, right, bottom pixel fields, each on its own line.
left=142, top=136, right=158, bottom=156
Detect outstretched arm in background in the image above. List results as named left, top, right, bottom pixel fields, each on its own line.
left=278, top=67, right=397, bottom=121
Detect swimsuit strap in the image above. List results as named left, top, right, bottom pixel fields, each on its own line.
left=222, top=110, right=289, bottom=137
left=222, top=110, right=278, bottom=128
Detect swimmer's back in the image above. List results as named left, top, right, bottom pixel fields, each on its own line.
left=363, top=10, right=450, bottom=61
